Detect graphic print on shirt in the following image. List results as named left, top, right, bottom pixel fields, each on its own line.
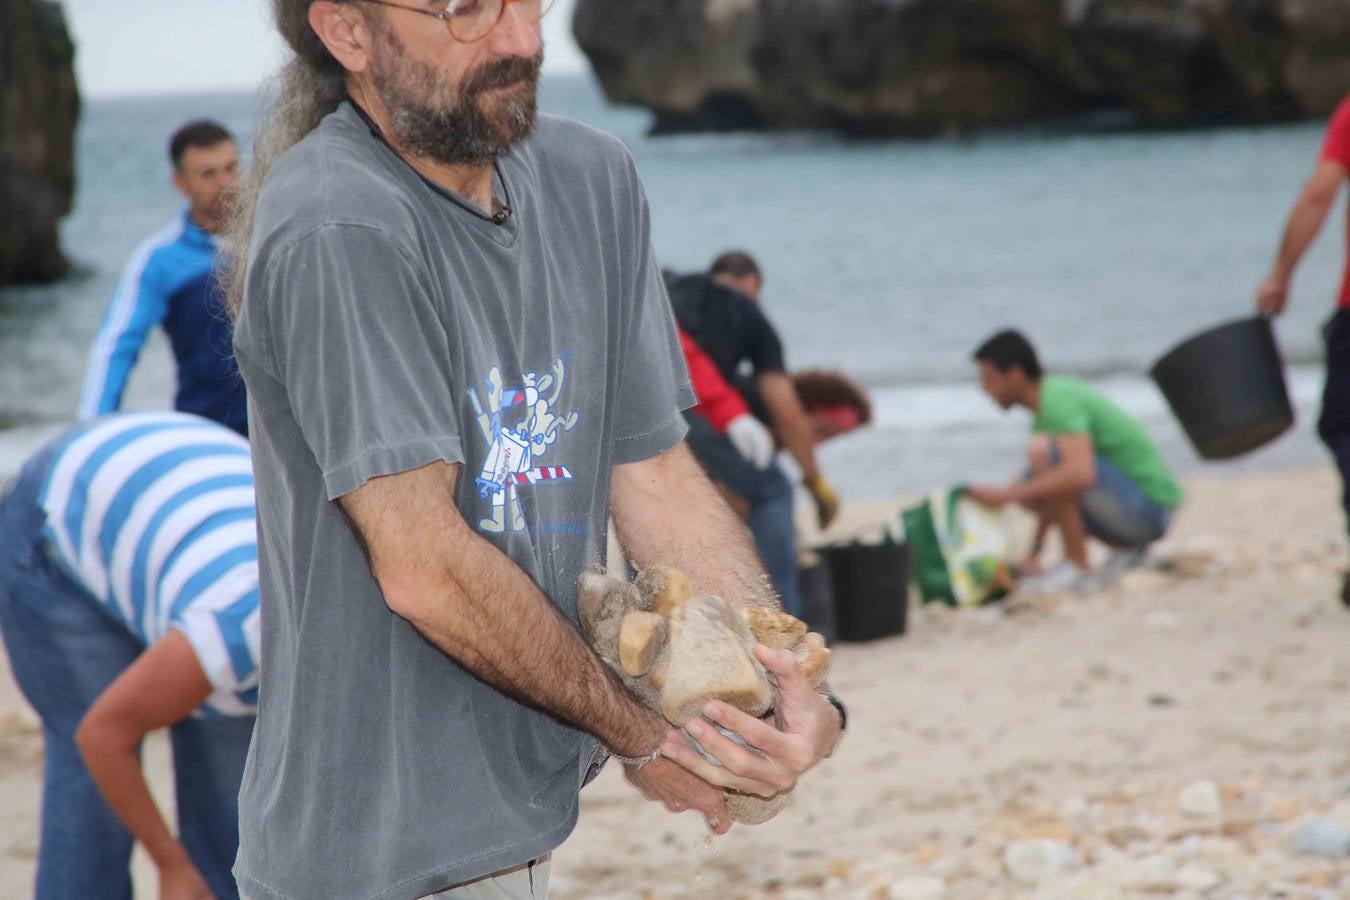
left=467, top=357, right=581, bottom=533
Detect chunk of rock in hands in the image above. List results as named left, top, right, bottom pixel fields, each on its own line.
left=577, top=564, right=832, bottom=824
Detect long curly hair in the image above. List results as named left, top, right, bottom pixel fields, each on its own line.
left=792, top=369, right=872, bottom=424
left=220, top=1, right=351, bottom=320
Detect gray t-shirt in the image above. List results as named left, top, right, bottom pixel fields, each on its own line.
left=231, top=103, right=693, bottom=900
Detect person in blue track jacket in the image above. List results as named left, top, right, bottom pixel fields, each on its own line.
left=78, top=120, right=248, bottom=436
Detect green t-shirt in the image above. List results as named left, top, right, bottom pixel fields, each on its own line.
left=1033, top=375, right=1183, bottom=508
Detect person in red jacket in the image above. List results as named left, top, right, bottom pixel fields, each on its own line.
left=1258, top=94, right=1350, bottom=602
left=679, top=328, right=774, bottom=469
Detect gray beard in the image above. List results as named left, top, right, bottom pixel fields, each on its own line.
left=371, top=39, right=541, bottom=167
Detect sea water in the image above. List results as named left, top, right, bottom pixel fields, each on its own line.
left=0, top=73, right=1343, bottom=499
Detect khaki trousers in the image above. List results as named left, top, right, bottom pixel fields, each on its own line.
left=241, top=854, right=550, bottom=900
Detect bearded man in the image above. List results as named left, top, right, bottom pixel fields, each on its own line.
left=224, top=2, right=845, bottom=898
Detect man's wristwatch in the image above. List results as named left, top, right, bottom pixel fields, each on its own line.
left=820, top=691, right=847, bottom=733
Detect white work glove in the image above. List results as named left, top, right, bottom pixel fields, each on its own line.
left=726, top=414, right=775, bottom=470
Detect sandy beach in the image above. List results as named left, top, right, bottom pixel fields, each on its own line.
left=3, top=465, right=1350, bottom=898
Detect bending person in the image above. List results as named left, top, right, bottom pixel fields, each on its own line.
left=0, top=412, right=259, bottom=900
left=968, top=330, right=1183, bottom=593
left=667, top=252, right=841, bottom=616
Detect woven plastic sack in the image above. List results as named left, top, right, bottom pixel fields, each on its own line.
left=900, top=486, right=1011, bottom=607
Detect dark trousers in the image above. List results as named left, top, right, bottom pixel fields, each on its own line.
left=1319, top=309, right=1350, bottom=539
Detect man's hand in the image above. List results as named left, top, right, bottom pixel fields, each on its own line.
left=659, top=646, right=842, bottom=800
left=1257, top=273, right=1289, bottom=317
left=804, top=475, right=840, bottom=529
left=966, top=484, right=1013, bottom=509
left=158, top=856, right=213, bottom=900
left=622, top=751, right=733, bottom=835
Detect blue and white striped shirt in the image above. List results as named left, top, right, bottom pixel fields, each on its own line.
left=39, top=412, right=259, bottom=716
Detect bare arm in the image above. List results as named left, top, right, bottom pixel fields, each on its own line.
left=338, top=460, right=666, bottom=759
left=611, top=441, right=775, bottom=609
left=1258, top=160, right=1347, bottom=315
left=76, top=630, right=214, bottom=900
left=1009, top=433, right=1095, bottom=504
left=759, top=371, right=840, bottom=527
left=968, top=434, right=1095, bottom=511
left=758, top=371, right=821, bottom=482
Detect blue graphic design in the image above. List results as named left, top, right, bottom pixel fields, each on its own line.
left=466, top=357, right=581, bottom=533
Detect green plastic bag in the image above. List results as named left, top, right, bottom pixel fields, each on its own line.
left=901, top=486, right=1011, bottom=607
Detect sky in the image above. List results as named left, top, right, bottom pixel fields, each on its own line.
left=63, top=0, right=587, bottom=98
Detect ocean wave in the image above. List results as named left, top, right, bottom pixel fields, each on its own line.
left=846, top=349, right=1326, bottom=394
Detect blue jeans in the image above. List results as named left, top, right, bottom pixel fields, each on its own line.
left=1043, top=440, right=1173, bottom=549
left=684, top=414, right=802, bottom=616
left=0, top=438, right=253, bottom=900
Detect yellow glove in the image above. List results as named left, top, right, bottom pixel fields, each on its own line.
left=804, top=475, right=840, bottom=529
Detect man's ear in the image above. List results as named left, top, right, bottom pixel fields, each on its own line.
left=171, top=169, right=189, bottom=200
left=309, top=0, right=373, bottom=74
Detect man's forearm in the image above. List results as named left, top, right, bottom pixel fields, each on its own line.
left=77, top=724, right=186, bottom=870
left=1273, top=199, right=1333, bottom=280
left=391, top=534, right=665, bottom=757
left=759, top=372, right=821, bottom=482
left=341, top=466, right=666, bottom=759
left=1272, top=170, right=1342, bottom=280
left=612, top=442, right=778, bottom=610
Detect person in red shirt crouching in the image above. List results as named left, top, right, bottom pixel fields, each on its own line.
left=1258, top=94, right=1350, bottom=603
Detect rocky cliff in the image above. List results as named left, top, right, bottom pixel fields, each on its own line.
left=0, top=0, right=79, bottom=285
left=572, top=0, right=1350, bottom=135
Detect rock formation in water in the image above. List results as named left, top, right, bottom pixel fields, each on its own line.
left=0, top=0, right=80, bottom=285
left=572, top=0, right=1350, bottom=135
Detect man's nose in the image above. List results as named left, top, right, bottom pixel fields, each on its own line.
left=487, top=2, right=541, bottom=59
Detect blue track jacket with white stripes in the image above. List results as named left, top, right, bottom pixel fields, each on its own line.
left=78, top=210, right=247, bottom=436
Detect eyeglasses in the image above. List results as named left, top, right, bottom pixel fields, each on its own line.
left=358, top=0, right=554, bottom=44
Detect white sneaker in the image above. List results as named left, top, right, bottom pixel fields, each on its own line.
left=1016, top=561, right=1089, bottom=597
left=1078, top=548, right=1150, bottom=592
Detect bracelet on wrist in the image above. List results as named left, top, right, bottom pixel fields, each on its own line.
left=819, top=691, right=847, bottom=732
left=608, top=744, right=662, bottom=770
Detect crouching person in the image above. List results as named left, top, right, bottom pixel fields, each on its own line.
left=968, top=330, right=1184, bottom=592
left=0, top=412, right=259, bottom=900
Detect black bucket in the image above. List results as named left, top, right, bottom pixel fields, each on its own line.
left=818, top=541, right=909, bottom=642
left=1150, top=316, right=1294, bottom=460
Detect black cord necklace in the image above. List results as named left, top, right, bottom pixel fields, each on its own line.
left=346, top=95, right=513, bottom=226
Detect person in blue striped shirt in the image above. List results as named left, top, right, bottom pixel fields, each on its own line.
left=78, top=121, right=248, bottom=436
left=0, top=412, right=258, bottom=900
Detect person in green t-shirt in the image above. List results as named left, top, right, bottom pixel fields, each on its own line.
left=966, top=330, right=1184, bottom=592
